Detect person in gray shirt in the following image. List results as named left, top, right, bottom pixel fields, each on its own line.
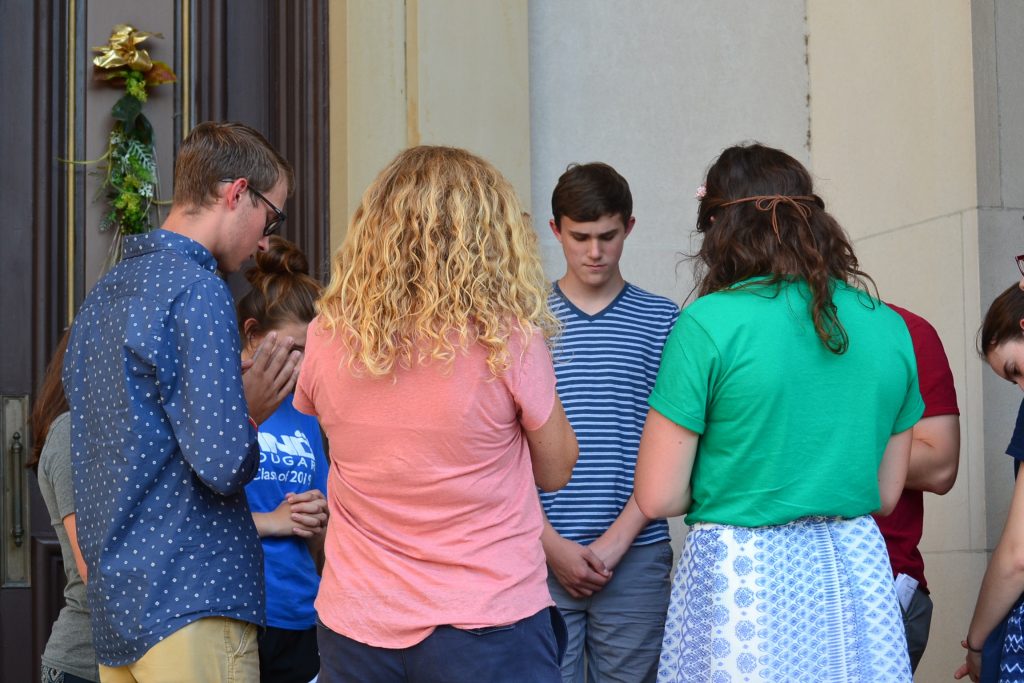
left=29, top=332, right=98, bottom=683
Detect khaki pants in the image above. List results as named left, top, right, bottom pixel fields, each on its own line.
left=99, top=617, right=259, bottom=683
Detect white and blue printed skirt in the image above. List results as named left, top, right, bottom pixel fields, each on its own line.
left=658, top=515, right=911, bottom=682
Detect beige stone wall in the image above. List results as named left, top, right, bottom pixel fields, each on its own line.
left=807, top=2, right=982, bottom=679
left=528, top=1, right=811, bottom=305
left=328, top=0, right=531, bottom=248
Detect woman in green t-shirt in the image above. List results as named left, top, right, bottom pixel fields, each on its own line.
left=635, top=143, right=922, bottom=682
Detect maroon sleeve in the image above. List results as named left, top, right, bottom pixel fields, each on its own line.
left=887, top=303, right=959, bottom=418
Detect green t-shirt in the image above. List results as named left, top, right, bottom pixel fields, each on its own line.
left=649, top=277, right=924, bottom=527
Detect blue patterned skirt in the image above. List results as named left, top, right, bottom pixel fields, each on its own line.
left=657, top=515, right=911, bottom=682
left=982, top=594, right=1024, bottom=682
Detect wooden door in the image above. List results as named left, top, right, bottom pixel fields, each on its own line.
left=0, top=3, right=331, bottom=678
left=0, top=1, right=79, bottom=680
left=193, top=0, right=331, bottom=282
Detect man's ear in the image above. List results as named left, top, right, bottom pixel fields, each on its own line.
left=223, top=178, right=248, bottom=209
left=549, top=218, right=563, bottom=242
left=623, top=216, right=636, bottom=238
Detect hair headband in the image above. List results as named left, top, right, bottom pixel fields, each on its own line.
left=718, top=195, right=817, bottom=243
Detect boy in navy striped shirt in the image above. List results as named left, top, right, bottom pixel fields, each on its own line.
left=541, top=163, right=679, bottom=683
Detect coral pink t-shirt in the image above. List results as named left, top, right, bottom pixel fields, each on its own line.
left=293, top=318, right=557, bottom=648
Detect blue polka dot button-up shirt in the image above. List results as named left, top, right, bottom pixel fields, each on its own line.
left=63, top=229, right=265, bottom=666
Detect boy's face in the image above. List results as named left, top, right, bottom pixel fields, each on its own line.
left=550, top=213, right=635, bottom=292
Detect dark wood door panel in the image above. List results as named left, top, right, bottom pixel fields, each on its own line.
left=32, top=536, right=66, bottom=665
left=0, top=3, right=330, bottom=679
left=193, top=0, right=330, bottom=281
left=1, top=0, right=75, bottom=679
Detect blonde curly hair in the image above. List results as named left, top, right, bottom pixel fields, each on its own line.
left=317, top=145, right=559, bottom=377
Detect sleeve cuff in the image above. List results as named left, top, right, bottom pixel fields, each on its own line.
left=649, top=391, right=706, bottom=435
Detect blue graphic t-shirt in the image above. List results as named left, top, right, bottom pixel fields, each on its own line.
left=245, top=394, right=329, bottom=630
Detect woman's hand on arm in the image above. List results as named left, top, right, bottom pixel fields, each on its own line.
left=876, top=428, right=912, bottom=516
left=633, top=408, right=699, bottom=520
left=62, top=512, right=88, bottom=583
left=525, top=395, right=578, bottom=492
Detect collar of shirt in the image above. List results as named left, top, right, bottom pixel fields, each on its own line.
left=123, top=228, right=218, bottom=273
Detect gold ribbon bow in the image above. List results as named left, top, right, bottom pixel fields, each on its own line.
left=719, top=195, right=816, bottom=243
left=92, top=24, right=162, bottom=71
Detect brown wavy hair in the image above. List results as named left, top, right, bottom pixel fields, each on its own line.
left=693, top=143, right=876, bottom=354
left=979, top=283, right=1024, bottom=356
left=317, top=145, right=558, bottom=377
left=26, top=331, right=70, bottom=471
left=237, top=235, right=322, bottom=341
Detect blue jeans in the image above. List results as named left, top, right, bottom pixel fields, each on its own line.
left=547, top=541, right=672, bottom=683
left=317, top=607, right=567, bottom=683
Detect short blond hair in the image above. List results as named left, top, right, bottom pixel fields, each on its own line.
left=318, top=145, right=558, bottom=377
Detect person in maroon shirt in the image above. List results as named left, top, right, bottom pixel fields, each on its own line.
left=874, top=304, right=961, bottom=672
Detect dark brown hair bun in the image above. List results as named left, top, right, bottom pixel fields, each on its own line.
left=237, top=236, right=322, bottom=340
left=246, top=235, right=310, bottom=286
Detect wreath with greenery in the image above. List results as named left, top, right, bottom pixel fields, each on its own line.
left=85, top=25, right=176, bottom=261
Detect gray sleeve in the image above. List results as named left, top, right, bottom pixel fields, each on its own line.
left=41, top=412, right=75, bottom=520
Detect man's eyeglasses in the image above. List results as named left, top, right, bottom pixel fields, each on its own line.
left=1017, top=254, right=1024, bottom=276
left=220, top=178, right=286, bottom=236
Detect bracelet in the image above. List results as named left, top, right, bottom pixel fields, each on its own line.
left=965, top=636, right=983, bottom=654
left=247, top=415, right=258, bottom=431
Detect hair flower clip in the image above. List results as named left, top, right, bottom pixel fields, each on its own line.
left=695, top=185, right=707, bottom=200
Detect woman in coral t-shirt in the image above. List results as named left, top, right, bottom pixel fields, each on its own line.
left=295, top=145, right=577, bottom=683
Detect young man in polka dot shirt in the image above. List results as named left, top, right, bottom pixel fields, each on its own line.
left=63, top=122, right=302, bottom=682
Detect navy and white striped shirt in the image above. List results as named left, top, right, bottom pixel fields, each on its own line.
left=541, top=282, right=679, bottom=546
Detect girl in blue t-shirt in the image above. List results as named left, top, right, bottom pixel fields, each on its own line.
left=238, top=236, right=328, bottom=683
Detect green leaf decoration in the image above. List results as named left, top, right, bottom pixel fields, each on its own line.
left=134, top=113, right=154, bottom=146
left=67, top=23, right=178, bottom=259
left=111, top=94, right=142, bottom=125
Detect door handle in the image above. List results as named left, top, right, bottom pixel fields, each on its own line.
left=1, top=394, right=30, bottom=585
left=9, top=431, right=23, bottom=547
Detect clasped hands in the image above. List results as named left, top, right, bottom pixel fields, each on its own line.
left=261, top=489, right=329, bottom=539
left=546, top=532, right=627, bottom=599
